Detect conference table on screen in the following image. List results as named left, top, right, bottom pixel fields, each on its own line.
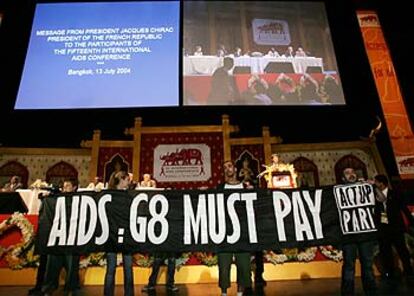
left=183, top=55, right=324, bottom=75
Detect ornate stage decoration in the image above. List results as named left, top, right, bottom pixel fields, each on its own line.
left=194, top=252, right=218, bottom=266
left=318, top=245, right=343, bottom=262
left=29, top=179, right=49, bottom=189
left=0, top=213, right=37, bottom=269
left=79, top=252, right=191, bottom=269
left=79, top=252, right=106, bottom=268
left=258, top=156, right=297, bottom=189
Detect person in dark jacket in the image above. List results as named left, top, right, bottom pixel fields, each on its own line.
left=340, top=168, right=377, bottom=296
left=374, top=174, right=414, bottom=278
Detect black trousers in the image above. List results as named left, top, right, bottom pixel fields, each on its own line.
left=379, top=224, right=413, bottom=275
left=254, top=251, right=264, bottom=280
left=148, top=253, right=176, bottom=287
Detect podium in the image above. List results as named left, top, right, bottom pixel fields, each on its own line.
left=270, top=171, right=296, bottom=189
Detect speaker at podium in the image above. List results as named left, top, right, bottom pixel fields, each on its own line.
left=233, top=66, right=251, bottom=74
left=264, top=62, right=295, bottom=73
left=305, top=66, right=323, bottom=73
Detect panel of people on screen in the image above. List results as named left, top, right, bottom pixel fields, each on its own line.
left=186, top=44, right=311, bottom=58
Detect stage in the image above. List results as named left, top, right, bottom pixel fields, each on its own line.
left=1, top=277, right=413, bottom=296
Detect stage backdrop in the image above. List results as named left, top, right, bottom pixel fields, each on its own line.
left=140, top=132, right=224, bottom=189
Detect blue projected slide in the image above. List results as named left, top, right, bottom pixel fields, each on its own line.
left=15, top=1, right=180, bottom=109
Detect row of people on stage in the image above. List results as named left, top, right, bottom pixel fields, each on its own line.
left=24, top=157, right=414, bottom=296
left=186, top=44, right=311, bottom=58
left=0, top=172, right=158, bottom=193
left=27, top=161, right=266, bottom=296
left=1, top=175, right=23, bottom=192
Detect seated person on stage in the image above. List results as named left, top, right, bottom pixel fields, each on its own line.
left=267, top=47, right=280, bottom=57
left=104, top=171, right=135, bottom=296
left=217, top=160, right=252, bottom=296
left=295, top=46, right=307, bottom=57
left=138, top=173, right=157, bottom=188
left=41, top=178, right=81, bottom=296
left=193, top=45, right=203, bottom=56
left=141, top=253, right=179, bottom=293
left=1, top=175, right=23, bottom=192
left=86, top=176, right=105, bottom=191
left=241, top=74, right=272, bottom=105
left=284, top=46, right=295, bottom=57
left=233, top=46, right=243, bottom=57
left=217, top=44, right=228, bottom=57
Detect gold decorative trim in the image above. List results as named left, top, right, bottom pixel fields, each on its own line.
left=0, top=147, right=90, bottom=156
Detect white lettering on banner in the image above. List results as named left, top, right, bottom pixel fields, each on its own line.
left=207, top=194, right=226, bottom=244
left=130, top=193, right=170, bottom=244
left=272, top=192, right=291, bottom=241
left=66, top=195, right=80, bottom=246
left=77, top=195, right=98, bottom=245
left=130, top=193, right=148, bottom=242
left=47, top=195, right=111, bottom=247
left=227, top=193, right=241, bottom=244
left=184, top=194, right=208, bottom=244
left=47, top=196, right=67, bottom=246
left=96, top=194, right=111, bottom=245
left=147, top=194, right=169, bottom=244
left=242, top=193, right=258, bottom=243
left=272, top=190, right=324, bottom=242
left=184, top=193, right=258, bottom=245
left=334, top=183, right=376, bottom=234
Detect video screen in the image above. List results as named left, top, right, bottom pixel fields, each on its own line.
left=183, top=1, right=345, bottom=106
left=15, top=1, right=180, bottom=110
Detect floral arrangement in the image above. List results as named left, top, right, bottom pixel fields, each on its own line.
left=133, top=253, right=154, bottom=267
left=264, top=250, right=289, bottom=264
left=79, top=252, right=106, bottom=268
left=29, top=179, right=49, bottom=189
left=296, top=247, right=318, bottom=262
left=194, top=252, right=218, bottom=266
left=319, top=245, right=343, bottom=262
left=0, top=212, right=37, bottom=269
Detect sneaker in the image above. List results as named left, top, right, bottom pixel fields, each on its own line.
left=167, top=285, right=179, bottom=292
left=141, top=285, right=156, bottom=292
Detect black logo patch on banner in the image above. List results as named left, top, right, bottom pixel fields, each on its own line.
left=334, top=182, right=376, bottom=235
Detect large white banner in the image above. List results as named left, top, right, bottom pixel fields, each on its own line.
left=153, top=144, right=211, bottom=182
left=252, top=18, right=291, bottom=46
left=396, top=156, right=414, bottom=175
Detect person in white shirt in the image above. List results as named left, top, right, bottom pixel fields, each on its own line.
left=216, top=161, right=252, bottom=296
left=194, top=45, right=203, bottom=56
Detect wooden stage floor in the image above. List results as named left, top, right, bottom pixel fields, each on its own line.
left=0, top=277, right=413, bottom=296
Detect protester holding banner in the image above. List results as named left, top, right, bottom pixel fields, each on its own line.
left=41, top=178, right=81, bottom=296
left=103, top=171, right=135, bottom=296
left=374, top=174, right=414, bottom=279
left=141, top=253, right=179, bottom=293
left=217, top=161, right=252, bottom=296
left=340, top=168, right=377, bottom=296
